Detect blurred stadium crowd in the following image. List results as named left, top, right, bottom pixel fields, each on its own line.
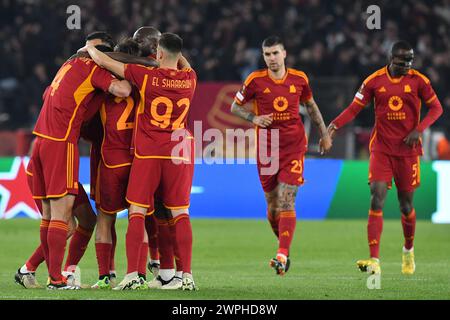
left=0, top=0, right=449, bottom=156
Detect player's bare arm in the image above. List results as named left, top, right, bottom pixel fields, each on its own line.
left=178, top=55, right=191, bottom=69
left=108, top=79, right=131, bottom=98
left=230, top=101, right=273, bottom=128
left=105, top=52, right=158, bottom=68
left=86, top=45, right=126, bottom=78
left=304, top=97, right=332, bottom=154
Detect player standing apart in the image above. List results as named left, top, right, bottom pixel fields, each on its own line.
left=328, top=41, right=443, bottom=275
left=231, top=36, right=332, bottom=275
left=85, top=33, right=197, bottom=290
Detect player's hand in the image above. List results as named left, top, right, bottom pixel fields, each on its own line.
left=252, top=114, right=273, bottom=128
left=327, top=123, right=338, bottom=140
left=319, top=134, right=333, bottom=155
left=403, top=129, right=421, bottom=148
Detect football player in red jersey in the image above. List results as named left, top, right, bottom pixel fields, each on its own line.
left=85, top=33, right=197, bottom=291
left=328, top=41, right=443, bottom=275
left=89, top=38, right=145, bottom=289
left=231, top=36, right=332, bottom=276
left=30, top=43, right=131, bottom=289
left=132, top=26, right=184, bottom=289
left=15, top=33, right=117, bottom=289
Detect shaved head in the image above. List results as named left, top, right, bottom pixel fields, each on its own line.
left=133, top=26, right=161, bottom=57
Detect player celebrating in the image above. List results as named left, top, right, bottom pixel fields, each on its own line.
left=15, top=32, right=118, bottom=289
left=89, top=38, right=143, bottom=290
left=231, top=36, right=332, bottom=276
left=30, top=44, right=131, bottom=289
left=85, top=33, right=197, bottom=290
left=328, top=41, right=443, bottom=275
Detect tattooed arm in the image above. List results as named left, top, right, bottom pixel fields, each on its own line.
left=231, top=101, right=273, bottom=128
left=304, top=97, right=332, bottom=154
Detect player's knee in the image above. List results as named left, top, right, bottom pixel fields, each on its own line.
left=399, top=202, right=413, bottom=216
left=370, top=191, right=386, bottom=211
left=74, top=204, right=97, bottom=231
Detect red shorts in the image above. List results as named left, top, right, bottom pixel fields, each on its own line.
left=30, top=138, right=79, bottom=199
left=27, top=159, right=88, bottom=212
left=126, top=157, right=194, bottom=212
left=369, top=152, right=420, bottom=192
left=258, top=152, right=305, bottom=193
left=95, top=161, right=130, bottom=214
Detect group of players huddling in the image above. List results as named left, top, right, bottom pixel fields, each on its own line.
left=14, top=25, right=443, bottom=290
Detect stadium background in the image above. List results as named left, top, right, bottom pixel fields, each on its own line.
left=0, top=0, right=449, bottom=222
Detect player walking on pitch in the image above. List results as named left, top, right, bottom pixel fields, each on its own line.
left=231, top=36, right=332, bottom=275
left=328, top=41, right=443, bottom=275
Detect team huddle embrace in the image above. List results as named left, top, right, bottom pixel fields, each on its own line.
left=14, top=28, right=443, bottom=291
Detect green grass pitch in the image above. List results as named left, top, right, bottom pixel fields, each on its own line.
left=0, top=219, right=449, bottom=300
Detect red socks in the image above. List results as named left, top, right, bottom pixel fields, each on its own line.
left=25, top=245, right=45, bottom=272
left=402, top=208, right=416, bottom=250
left=158, top=218, right=175, bottom=269
left=125, top=213, right=145, bottom=274
left=47, top=220, right=69, bottom=282
left=267, top=210, right=280, bottom=238
left=110, top=223, right=117, bottom=272
left=39, top=219, right=50, bottom=269
left=277, top=211, right=296, bottom=257
left=145, top=214, right=159, bottom=261
left=64, top=226, right=92, bottom=271
left=171, top=214, right=192, bottom=273
left=95, top=243, right=112, bottom=277
left=368, top=210, right=383, bottom=258
left=138, top=242, right=149, bottom=276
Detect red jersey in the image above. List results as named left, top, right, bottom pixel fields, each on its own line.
left=79, top=92, right=104, bottom=144
left=352, top=66, right=438, bottom=156
left=234, top=68, right=313, bottom=154
left=33, top=57, right=115, bottom=142
left=99, top=89, right=139, bottom=167
left=124, top=64, right=197, bottom=159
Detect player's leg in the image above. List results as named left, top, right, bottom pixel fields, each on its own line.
left=161, top=156, right=196, bottom=291
left=149, top=211, right=177, bottom=289
left=269, top=182, right=298, bottom=276
left=137, top=222, right=150, bottom=288
left=111, top=204, right=147, bottom=290
left=63, top=184, right=96, bottom=283
left=394, top=155, right=420, bottom=275
left=265, top=188, right=279, bottom=238
left=145, top=213, right=160, bottom=274
left=47, top=195, right=76, bottom=288
left=92, top=209, right=116, bottom=289
left=267, top=153, right=305, bottom=276
left=168, top=208, right=194, bottom=290
left=398, top=190, right=416, bottom=274
left=115, top=158, right=159, bottom=290
left=356, top=181, right=387, bottom=274
left=357, top=152, right=391, bottom=274
left=15, top=165, right=47, bottom=288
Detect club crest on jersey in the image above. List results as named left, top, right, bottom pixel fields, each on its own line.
left=273, top=96, right=288, bottom=112
left=388, top=95, right=403, bottom=111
